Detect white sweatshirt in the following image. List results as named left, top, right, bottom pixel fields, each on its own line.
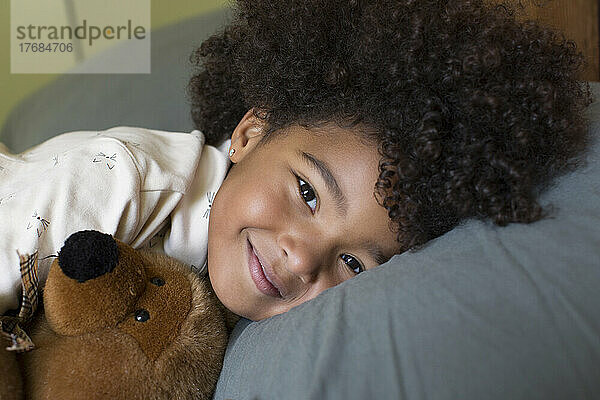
left=0, top=126, right=230, bottom=314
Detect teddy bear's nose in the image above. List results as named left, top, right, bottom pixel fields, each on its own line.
left=58, top=230, right=119, bottom=283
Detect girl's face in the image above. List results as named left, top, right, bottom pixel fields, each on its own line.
left=207, top=111, right=398, bottom=320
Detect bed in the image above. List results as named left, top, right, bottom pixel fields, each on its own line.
left=1, top=4, right=599, bottom=400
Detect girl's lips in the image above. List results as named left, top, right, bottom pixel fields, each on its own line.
left=247, top=239, right=282, bottom=298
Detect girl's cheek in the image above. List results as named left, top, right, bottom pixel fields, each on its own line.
left=242, top=181, right=289, bottom=223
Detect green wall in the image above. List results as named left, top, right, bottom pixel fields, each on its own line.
left=0, top=0, right=228, bottom=131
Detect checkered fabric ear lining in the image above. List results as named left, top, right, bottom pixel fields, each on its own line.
left=0, top=251, right=39, bottom=352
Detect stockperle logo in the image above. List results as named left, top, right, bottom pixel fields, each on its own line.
left=11, top=0, right=150, bottom=74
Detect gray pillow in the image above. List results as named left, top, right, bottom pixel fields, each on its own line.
left=214, top=84, right=600, bottom=399
left=0, top=8, right=231, bottom=153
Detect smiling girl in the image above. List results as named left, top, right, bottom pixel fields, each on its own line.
left=0, top=0, right=591, bottom=321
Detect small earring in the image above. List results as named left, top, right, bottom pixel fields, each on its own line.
left=229, top=147, right=235, bottom=157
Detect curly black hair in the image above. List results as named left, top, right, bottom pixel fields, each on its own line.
left=188, top=0, right=592, bottom=252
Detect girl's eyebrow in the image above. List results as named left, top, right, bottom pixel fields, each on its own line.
left=297, top=150, right=348, bottom=216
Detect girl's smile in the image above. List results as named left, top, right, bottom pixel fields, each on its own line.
left=207, top=110, right=399, bottom=320
left=247, top=237, right=283, bottom=298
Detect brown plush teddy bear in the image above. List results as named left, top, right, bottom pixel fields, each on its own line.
left=0, top=230, right=236, bottom=400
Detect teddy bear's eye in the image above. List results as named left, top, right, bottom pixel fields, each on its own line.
left=150, top=277, right=165, bottom=286
left=134, top=309, right=150, bottom=322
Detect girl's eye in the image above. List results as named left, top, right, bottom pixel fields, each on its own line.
left=340, top=254, right=365, bottom=274
left=297, top=176, right=317, bottom=213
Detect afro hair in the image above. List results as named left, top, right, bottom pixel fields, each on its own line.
left=188, top=0, right=592, bottom=252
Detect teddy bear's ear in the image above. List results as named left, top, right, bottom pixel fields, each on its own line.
left=44, top=231, right=146, bottom=335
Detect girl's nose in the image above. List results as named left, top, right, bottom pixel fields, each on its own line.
left=277, top=233, right=333, bottom=283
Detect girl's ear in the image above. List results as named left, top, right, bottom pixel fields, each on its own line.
left=228, top=109, right=266, bottom=163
